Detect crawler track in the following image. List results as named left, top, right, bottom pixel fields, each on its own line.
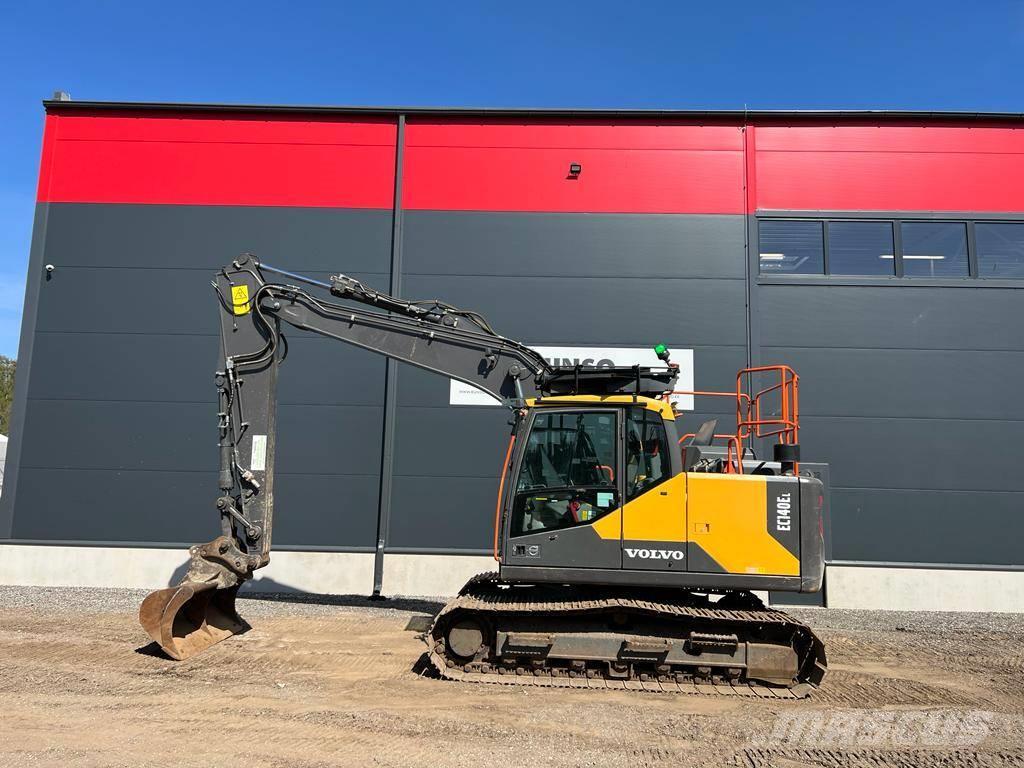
left=425, top=574, right=827, bottom=698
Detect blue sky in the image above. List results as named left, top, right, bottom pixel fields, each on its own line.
left=1, top=1, right=1022, bottom=359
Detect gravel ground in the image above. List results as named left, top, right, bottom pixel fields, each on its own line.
left=0, top=585, right=1022, bottom=768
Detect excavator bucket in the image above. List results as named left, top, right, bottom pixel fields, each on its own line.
left=139, top=581, right=247, bottom=661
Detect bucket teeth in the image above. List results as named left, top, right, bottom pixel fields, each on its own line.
left=139, top=581, right=247, bottom=660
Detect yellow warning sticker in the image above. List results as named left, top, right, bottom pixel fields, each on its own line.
left=231, top=284, right=251, bottom=315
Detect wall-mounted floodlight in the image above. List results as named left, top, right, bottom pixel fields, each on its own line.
left=568, top=163, right=582, bottom=177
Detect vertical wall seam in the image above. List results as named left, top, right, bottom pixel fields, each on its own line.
left=742, top=123, right=759, bottom=370
left=371, top=115, right=406, bottom=595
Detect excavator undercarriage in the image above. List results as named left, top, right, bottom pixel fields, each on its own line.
left=426, top=575, right=826, bottom=697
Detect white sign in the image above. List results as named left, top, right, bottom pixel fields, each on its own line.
left=249, top=435, right=267, bottom=472
left=448, top=346, right=695, bottom=409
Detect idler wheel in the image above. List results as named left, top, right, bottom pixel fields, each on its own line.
left=446, top=618, right=485, bottom=659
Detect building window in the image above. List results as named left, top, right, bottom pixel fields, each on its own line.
left=758, top=216, right=1024, bottom=281
left=827, top=221, right=895, bottom=276
left=900, top=222, right=969, bottom=277
left=758, top=220, right=824, bottom=274
left=976, top=222, right=1024, bottom=278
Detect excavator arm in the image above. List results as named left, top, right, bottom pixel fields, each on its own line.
left=140, top=254, right=554, bottom=659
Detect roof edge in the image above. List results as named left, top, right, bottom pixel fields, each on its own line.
left=39, top=99, right=1024, bottom=123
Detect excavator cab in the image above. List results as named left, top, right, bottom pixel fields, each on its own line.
left=496, top=374, right=824, bottom=594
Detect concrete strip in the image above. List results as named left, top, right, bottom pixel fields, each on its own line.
left=0, top=544, right=191, bottom=590
left=827, top=564, right=1024, bottom=613
left=5, top=544, right=1024, bottom=611
left=0, top=544, right=375, bottom=595
left=381, top=553, right=496, bottom=596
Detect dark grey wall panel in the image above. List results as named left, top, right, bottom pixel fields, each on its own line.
left=762, top=347, right=1024, bottom=420
left=271, top=473, right=379, bottom=548
left=393, top=405, right=509, bottom=479
left=7, top=203, right=393, bottom=548
left=29, top=332, right=218, bottom=403
left=10, top=467, right=379, bottom=548
left=404, top=212, right=746, bottom=278
left=388, top=476, right=499, bottom=551
left=402, top=275, right=747, bottom=347
left=14, top=395, right=383, bottom=547
left=21, top=400, right=215, bottom=472
left=831, top=488, right=1024, bottom=566
left=19, top=400, right=382, bottom=477
left=28, top=333, right=386, bottom=407
left=0, top=206, right=49, bottom=537
left=12, top=468, right=221, bottom=543
left=43, top=204, right=393, bottom=272
left=688, top=346, right=750, bottom=394
left=267, top=338, right=387, bottom=407
left=759, top=285, right=1024, bottom=351
left=800, top=416, right=1024, bottom=493
left=275, top=404, right=383, bottom=476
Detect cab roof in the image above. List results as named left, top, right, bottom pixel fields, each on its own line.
left=527, top=394, right=676, bottom=420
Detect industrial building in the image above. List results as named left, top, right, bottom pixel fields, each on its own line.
left=2, top=98, right=1022, bottom=610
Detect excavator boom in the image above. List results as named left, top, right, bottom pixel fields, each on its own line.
left=140, top=255, right=672, bottom=659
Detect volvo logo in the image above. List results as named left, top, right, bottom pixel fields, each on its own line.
left=624, top=547, right=685, bottom=561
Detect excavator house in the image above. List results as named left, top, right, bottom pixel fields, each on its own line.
left=140, top=255, right=828, bottom=696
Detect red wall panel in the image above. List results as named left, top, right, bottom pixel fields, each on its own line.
left=403, top=120, right=745, bottom=214
left=35, top=110, right=1024, bottom=215
left=755, top=125, right=1024, bottom=212
left=37, top=112, right=397, bottom=208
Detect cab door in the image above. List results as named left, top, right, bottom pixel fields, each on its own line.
left=620, top=406, right=688, bottom=571
left=504, top=408, right=622, bottom=569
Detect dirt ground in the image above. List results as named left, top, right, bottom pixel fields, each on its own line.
left=0, top=587, right=1022, bottom=768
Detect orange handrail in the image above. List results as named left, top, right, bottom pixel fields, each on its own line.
left=492, top=434, right=517, bottom=561
left=666, top=364, right=801, bottom=475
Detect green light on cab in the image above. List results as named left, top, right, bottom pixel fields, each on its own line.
left=653, top=343, right=670, bottom=361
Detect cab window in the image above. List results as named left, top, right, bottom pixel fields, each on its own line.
left=626, top=407, right=669, bottom=500
left=511, top=410, right=618, bottom=537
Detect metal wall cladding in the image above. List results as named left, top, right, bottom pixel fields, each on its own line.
left=4, top=204, right=393, bottom=548
left=8, top=109, right=1024, bottom=572
left=829, top=488, right=1024, bottom=566
left=757, top=284, right=1024, bottom=566
left=401, top=121, right=746, bottom=215
left=754, top=125, right=1024, bottom=212
left=37, top=113, right=398, bottom=208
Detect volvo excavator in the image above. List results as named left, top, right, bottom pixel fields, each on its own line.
left=140, top=254, right=828, bottom=697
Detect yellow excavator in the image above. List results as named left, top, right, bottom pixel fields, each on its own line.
left=140, top=255, right=827, bottom=696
